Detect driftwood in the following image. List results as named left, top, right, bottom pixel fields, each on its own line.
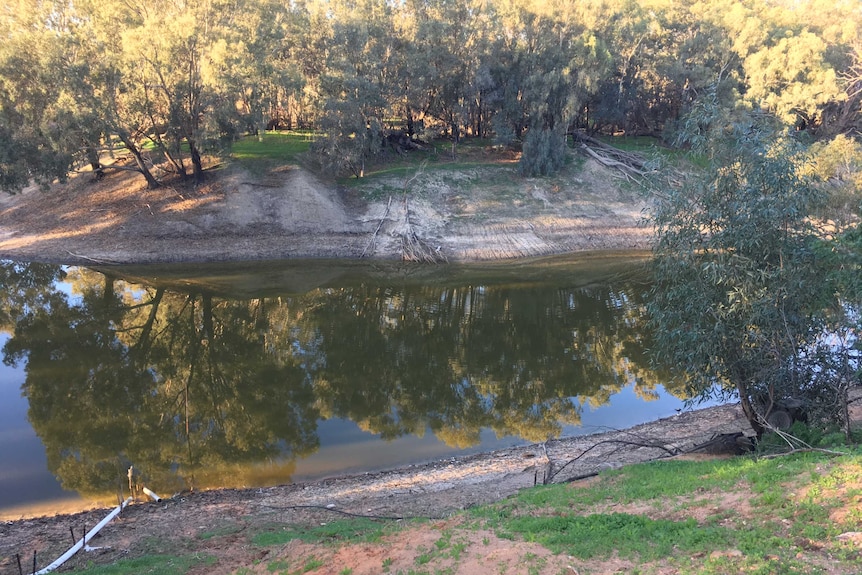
left=361, top=195, right=393, bottom=258
left=544, top=436, right=682, bottom=484
left=400, top=195, right=446, bottom=263
left=359, top=161, right=446, bottom=263
left=395, top=162, right=447, bottom=264
left=569, top=132, right=654, bottom=182
left=689, top=432, right=754, bottom=455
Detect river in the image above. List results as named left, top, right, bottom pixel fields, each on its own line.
left=0, top=252, right=696, bottom=519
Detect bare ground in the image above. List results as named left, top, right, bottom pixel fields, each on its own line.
left=0, top=155, right=650, bottom=265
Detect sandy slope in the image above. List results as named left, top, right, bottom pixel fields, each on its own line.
left=0, top=158, right=650, bottom=265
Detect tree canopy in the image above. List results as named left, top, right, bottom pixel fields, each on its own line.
left=0, top=0, right=859, bottom=188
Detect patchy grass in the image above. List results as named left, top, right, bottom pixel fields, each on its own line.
left=197, top=522, right=246, bottom=540
left=595, top=134, right=665, bottom=153
left=502, top=512, right=732, bottom=560
left=471, top=448, right=862, bottom=573
left=70, top=554, right=214, bottom=574
left=339, top=136, right=517, bottom=188
left=251, top=517, right=395, bottom=547
left=65, top=447, right=862, bottom=574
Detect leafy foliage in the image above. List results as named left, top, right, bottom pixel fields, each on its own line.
left=518, top=128, right=567, bottom=177
left=646, top=100, right=855, bottom=436
left=1, top=0, right=859, bottom=188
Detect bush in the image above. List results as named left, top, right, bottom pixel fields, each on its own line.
left=518, top=127, right=566, bottom=177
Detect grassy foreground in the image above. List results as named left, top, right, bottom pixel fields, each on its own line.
left=67, top=445, right=862, bottom=575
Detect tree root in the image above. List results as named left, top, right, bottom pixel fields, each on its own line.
left=399, top=195, right=446, bottom=263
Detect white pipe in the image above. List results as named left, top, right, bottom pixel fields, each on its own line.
left=142, top=486, right=162, bottom=502
left=34, top=497, right=133, bottom=575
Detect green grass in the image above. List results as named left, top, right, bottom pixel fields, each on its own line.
left=337, top=135, right=515, bottom=188
left=231, top=131, right=313, bottom=167
left=470, top=447, right=862, bottom=572
left=301, top=557, right=324, bottom=572
left=594, top=134, right=664, bottom=153
left=502, top=512, right=733, bottom=560
left=251, top=517, right=393, bottom=547
left=197, top=522, right=246, bottom=540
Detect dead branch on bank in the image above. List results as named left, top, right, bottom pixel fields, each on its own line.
left=544, top=436, right=682, bottom=484
left=397, top=161, right=447, bottom=263
left=569, top=132, right=654, bottom=182
left=65, top=251, right=122, bottom=265
left=400, top=194, right=446, bottom=263
left=360, top=160, right=445, bottom=262
left=752, top=416, right=849, bottom=459
left=361, top=194, right=393, bottom=258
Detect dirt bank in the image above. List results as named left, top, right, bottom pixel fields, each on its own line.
left=0, top=156, right=650, bottom=265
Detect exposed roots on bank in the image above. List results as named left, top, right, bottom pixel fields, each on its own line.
left=399, top=195, right=446, bottom=263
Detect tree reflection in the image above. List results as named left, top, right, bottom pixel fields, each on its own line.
left=1, top=261, right=673, bottom=499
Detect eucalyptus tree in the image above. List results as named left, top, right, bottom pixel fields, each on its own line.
left=208, top=0, right=296, bottom=139
left=116, top=0, right=235, bottom=183
left=412, top=0, right=479, bottom=141
left=313, top=0, right=397, bottom=177
left=715, top=0, right=855, bottom=131
left=276, top=0, right=330, bottom=130
left=0, top=0, right=163, bottom=189
left=489, top=0, right=612, bottom=176
left=0, top=1, right=77, bottom=191
left=582, top=0, right=738, bottom=136
left=647, top=100, right=849, bottom=437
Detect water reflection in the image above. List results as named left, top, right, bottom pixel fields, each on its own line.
left=0, top=256, right=679, bottom=505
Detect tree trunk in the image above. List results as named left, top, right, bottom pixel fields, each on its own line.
left=406, top=104, right=415, bottom=138
left=116, top=131, right=160, bottom=188
left=189, top=140, right=205, bottom=184
left=85, top=146, right=104, bottom=180
left=154, top=135, right=186, bottom=178
left=475, top=100, right=483, bottom=139
left=736, top=380, right=765, bottom=439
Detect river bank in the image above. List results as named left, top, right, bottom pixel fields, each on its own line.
left=0, top=156, right=649, bottom=266
left=1, top=402, right=754, bottom=574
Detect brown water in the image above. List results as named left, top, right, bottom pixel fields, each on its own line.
left=0, top=253, right=690, bottom=518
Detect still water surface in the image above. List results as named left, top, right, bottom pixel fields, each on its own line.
left=0, top=253, right=692, bottom=518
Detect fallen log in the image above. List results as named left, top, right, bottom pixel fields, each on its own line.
left=568, top=132, right=659, bottom=182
